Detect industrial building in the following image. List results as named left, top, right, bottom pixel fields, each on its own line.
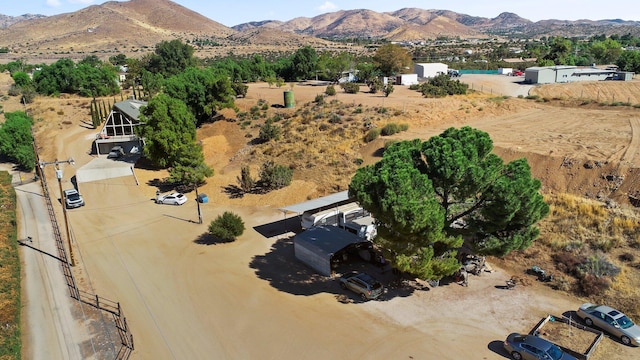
left=524, top=65, right=634, bottom=84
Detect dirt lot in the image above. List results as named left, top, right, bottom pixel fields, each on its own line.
left=4, top=73, right=640, bottom=359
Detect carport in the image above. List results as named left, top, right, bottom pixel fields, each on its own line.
left=279, top=190, right=350, bottom=216
left=294, top=225, right=368, bottom=277
left=278, top=190, right=351, bottom=233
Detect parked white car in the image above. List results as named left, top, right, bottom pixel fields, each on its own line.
left=63, top=189, right=85, bottom=209
left=155, top=192, right=187, bottom=205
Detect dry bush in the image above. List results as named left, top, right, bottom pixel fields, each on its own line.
left=552, top=275, right=572, bottom=291
left=553, top=252, right=584, bottom=275
left=578, top=273, right=611, bottom=296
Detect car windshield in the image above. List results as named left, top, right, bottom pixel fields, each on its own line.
left=617, top=315, right=635, bottom=329
left=67, top=193, right=80, bottom=201
left=176, top=194, right=184, bottom=199
left=546, top=344, right=563, bottom=360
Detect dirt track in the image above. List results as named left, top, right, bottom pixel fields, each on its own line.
left=5, top=73, right=639, bottom=359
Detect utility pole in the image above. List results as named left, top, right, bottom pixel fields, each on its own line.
left=195, top=182, right=202, bottom=225
left=40, top=158, right=76, bottom=267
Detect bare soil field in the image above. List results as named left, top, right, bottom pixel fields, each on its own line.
left=3, top=73, right=639, bottom=359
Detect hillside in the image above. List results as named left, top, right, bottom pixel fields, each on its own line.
left=2, top=2, right=640, bottom=61
left=0, top=0, right=235, bottom=54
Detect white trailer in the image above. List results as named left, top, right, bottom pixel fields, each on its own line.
left=300, top=202, right=364, bottom=229
left=498, top=68, right=513, bottom=75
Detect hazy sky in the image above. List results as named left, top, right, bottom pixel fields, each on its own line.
left=2, top=0, right=639, bottom=27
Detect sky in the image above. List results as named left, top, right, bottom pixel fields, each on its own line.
left=2, top=0, right=639, bottom=27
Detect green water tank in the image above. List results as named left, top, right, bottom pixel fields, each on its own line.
left=283, top=90, right=295, bottom=108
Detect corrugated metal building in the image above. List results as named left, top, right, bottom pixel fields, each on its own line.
left=524, top=65, right=634, bottom=84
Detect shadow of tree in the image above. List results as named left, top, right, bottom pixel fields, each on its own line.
left=222, top=185, right=244, bottom=199
left=372, top=146, right=385, bottom=157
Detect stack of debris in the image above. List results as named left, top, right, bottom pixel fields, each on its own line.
left=455, top=253, right=495, bottom=287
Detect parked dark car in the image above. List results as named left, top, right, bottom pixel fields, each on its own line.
left=338, top=272, right=384, bottom=301
left=503, top=333, right=576, bottom=360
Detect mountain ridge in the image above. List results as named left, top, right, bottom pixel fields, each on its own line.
left=1, top=1, right=640, bottom=58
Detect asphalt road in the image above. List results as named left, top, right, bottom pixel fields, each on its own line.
left=5, top=165, right=108, bottom=359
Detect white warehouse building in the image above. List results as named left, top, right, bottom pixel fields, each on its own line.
left=414, top=63, right=448, bottom=79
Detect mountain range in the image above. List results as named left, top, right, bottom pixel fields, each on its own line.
left=1, top=0, right=639, bottom=56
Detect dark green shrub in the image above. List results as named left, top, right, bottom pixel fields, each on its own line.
left=416, top=74, right=468, bottom=98
left=367, top=78, right=383, bottom=94
left=364, top=128, right=381, bottom=142
left=232, top=82, right=248, bottom=98
left=314, top=94, right=325, bottom=104
left=259, top=161, right=293, bottom=190
left=383, top=84, right=394, bottom=97
left=237, top=166, right=255, bottom=193
left=208, top=211, right=245, bottom=242
left=258, top=119, right=281, bottom=143
left=328, top=114, right=342, bottom=124
left=381, top=123, right=401, bottom=136
left=340, top=82, right=360, bottom=94
left=325, top=85, right=336, bottom=96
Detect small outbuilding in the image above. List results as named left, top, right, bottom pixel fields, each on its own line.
left=294, top=225, right=369, bottom=277
left=414, top=63, right=448, bottom=78
left=395, top=73, right=419, bottom=86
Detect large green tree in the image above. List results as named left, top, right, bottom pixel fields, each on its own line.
left=617, top=50, right=640, bottom=73
left=349, top=127, right=549, bottom=280
left=169, top=142, right=213, bottom=185
left=590, top=38, right=623, bottom=65
left=542, top=37, right=574, bottom=66
left=145, top=39, right=198, bottom=77
left=163, top=67, right=236, bottom=125
left=0, top=111, right=35, bottom=171
left=318, top=51, right=354, bottom=82
left=138, top=94, right=196, bottom=168
left=290, top=46, right=318, bottom=80
left=372, top=44, right=413, bottom=77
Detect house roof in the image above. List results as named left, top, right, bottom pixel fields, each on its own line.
left=294, top=225, right=366, bottom=257
left=113, top=99, right=147, bottom=121
left=279, top=190, right=350, bottom=214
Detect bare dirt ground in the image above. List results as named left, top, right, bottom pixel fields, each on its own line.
left=3, top=73, right=639, bottom=359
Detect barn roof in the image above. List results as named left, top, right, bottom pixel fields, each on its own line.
left=113, top=99, right=147, bottom=121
